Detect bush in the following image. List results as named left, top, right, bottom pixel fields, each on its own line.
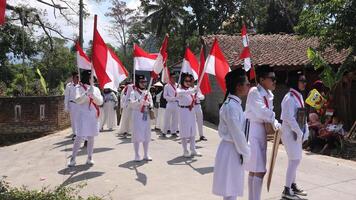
left=0, top=178, right=104, bottom=200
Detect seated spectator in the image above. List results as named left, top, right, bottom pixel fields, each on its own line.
left=318, top=114, right=345, bottom=154
left=305, top=113, right=323, bottom=151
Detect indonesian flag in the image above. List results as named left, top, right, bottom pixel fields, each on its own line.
left=199, top=47, right=211, bottom=95
left=239, top=24, right=251, bottom=71
left=152, top=35, right=168, bottom=76
left=133, top=44, right=158, bottom=71
left=202, top=38, right=230, bottom=91
left=0, top=0, right=6, bottom=25
left=181, top=47, right=199, bottom=80
left=75, top=41, right=91, bottom=70
left=92, top=22, right=128, bottom=91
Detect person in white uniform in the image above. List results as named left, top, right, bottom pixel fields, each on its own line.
left=68, top=70, right=103, bottom=167
left=177, top=73, right=201, bottom=158
left=212, top=68, right=251, bottom=200
left=100, top=88, right=118, bottom=131
left=158, top=84, right=167, bottom=132
left=245, top=65, right=281, bottom=200
left=118, top=82, right=134, bottom=137
left=129, top=75, right=153, bottom=162
left=64, top=72, right=80, bottom=140
left=280, top=70, right=309, bottom=199
left=163, top=73, right=179, bottom=137
left=194, top=89, right=207, bottom=141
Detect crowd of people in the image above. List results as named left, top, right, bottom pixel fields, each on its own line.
left=62, top=65, right=353, bottom=200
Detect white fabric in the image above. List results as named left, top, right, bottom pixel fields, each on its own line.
left=248, top=175, right=254, bottom=200
left=64, top=82, right=78, bottom=111
left=163, top=83, right=179, bottom=133
left=129, top=89, right=153, bottom=143
left=223, top=196, right=237, bottom=200
left=213, top=94, right=250, bottom=197
left=194, top=104, right=204, bottom=137
left=68, top=103, right=80, bottom=135
left=204, top=55, right=216, bottom=75
left=252, top=176, right=263, bottom=200
left=71, top=136, right=94, bottom=160
left=245, top=85, right=278, bottom=173
left=102, top=49, right=128, bottom=91
left=245, top=122, right=267, bottom=173
left=176, top=87, right=197, bottom=138
left=101, top=92, right=118, bottom=130
left=134, top=57, right=156, bottom=71
left=118, top=85, right=134, bottom=134
left=75, top=84, right=103, bottom=137
left=76, top=51, right=91, bottom=70
left=285, top=159, right=300, bottom=188
left=157, top=108, right=165, bottom=130
left=64, top=82, right=80, bottom=135
left=281, top=89, right=309, bottom=160
left=181, top=58, right=199, bottom=80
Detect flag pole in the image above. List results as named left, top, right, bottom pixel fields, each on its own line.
left=91, top=14, right=98, bottom=86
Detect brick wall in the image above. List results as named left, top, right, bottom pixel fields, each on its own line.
left=0, top=96, right=70, bottom=135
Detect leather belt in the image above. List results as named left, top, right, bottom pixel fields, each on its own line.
left=179, top=105, right=191, bottom=108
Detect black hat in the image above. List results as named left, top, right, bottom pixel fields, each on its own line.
left=81, top=70, right=91, bottom=85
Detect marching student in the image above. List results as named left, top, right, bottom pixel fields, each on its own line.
left=212, top=68, right=251, bottom=200
left=163, top=73, right=179, bottom=137
left=118, top=82, right=134, bottom=137
left=194, top=88, right=207, bottom=141
left=100, top=88, right=118, bottom=131
left=68, top=70, right=103, bottom=167
left=280, top=70, right=309, bottom=199
left=129, top=75, right=153, bottom=162
left=64, top=71, right=80, bottom=140
left=245, top=65, right=281, bottom=200
left=176, top=73, right=201, bottom=158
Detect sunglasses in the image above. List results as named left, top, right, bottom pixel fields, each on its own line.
left=299, top=79, right=307, bottom=83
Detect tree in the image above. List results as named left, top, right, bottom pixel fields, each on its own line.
left=295, top=0, right=356, bottom=54
left=106, top=0, right=135, bottom=58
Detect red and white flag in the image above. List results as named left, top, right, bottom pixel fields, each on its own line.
left=92, top=16, right=129, bottom=91
left=239, top=24, right=252, bottom=71
left=152, top=35, right=168, bottom=76
left=199, top=47, right=211, bottom=95
left=181, top=47, right=199, bottom=80
left=133, top=44, right=158, bottom=71
left=0, top=0, right=6, bottom=25
left=75, top=41, right=91, bottom=70
left=202, top=38, right=230, bottom=91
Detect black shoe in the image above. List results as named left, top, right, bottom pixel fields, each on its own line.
left=291, top=183, right=307, bottom=196
left=72, top=135, right=76, bottom=141
left=83, top=140, right=88, bottom=148
left=171, top=133, right=178, bottom=137
left=200, top=136, right=207, bottom=141
left=282, top=187, right=299, bottom=200
left=161, top=133, right=166, bottom=137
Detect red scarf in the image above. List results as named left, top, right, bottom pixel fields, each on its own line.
left=81, top=84, right=100, bottom=118
left=290, top=89, right=304, bottom=108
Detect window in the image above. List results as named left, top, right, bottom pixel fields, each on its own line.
left=14, top=105, right=21, bottom=122
left=40, top=104, right=45, bottom=121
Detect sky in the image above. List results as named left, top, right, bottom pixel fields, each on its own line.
left=7, top=0, right=141, bottom=50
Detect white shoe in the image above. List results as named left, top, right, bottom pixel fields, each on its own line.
left=86, top=157, right=95, bottom=165
left=134, top=155, right=142, bottom=162
left=67, top=158, right=76, bottom=167
left=191, top=151, right=202, bottom=157
left=183, top=151, right=191, bottom=158
left=143, top=156, right=153, bottom=161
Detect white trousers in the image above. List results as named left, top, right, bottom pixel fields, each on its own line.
left=163, top=102, right=179, bottom=133
left=194, top=104, right=204, bottom=137
left=69, top=103, right=79, bottom=135
left=101, top=101, right=117, bottom=130
left=71, top=136, right=94, bottom=160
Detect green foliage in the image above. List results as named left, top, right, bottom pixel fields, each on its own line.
left=295, top=0, right=356, bottom=53
left=0, top=178, right=104, bottom=200
left=35, top=68, right=48, bottom=95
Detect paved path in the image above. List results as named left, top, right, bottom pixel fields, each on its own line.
left=1, top=123, right=356, bottom=200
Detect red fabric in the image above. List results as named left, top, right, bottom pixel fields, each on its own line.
left=153, top=35, right=169, bottom=76
left=249, top=66, right=256, bottom=80
left=241, top=24, right=247, bottom=37
left=184, top=47, right=200, bottom=75
left=133, top=44, right=158, bottom=59
left=199, top=47, right=211, bottom=95
left=75, top=41, right=91, bottom=62
left=210, top=38, right=229, bottom=92
left=290, top=90, right=304, bottom=108
left=80, top=84, right=100, bottom=118
left=263, top=96, right=269, bottom=109
left=0, top=0, right=6, bottom=25
left=239, top=47, right=251, bottom=59
left=92, top=28, right=112, bottom=89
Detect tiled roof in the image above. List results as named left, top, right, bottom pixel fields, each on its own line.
left=202, top=34, right=349, bottom=69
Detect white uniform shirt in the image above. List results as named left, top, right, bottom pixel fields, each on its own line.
left=120, top=84, right=134, bottom=108
left=195, top=90, right=205, bottom=104
left=163, top=82, right=178, bottom=102
left=280, top=88, right=309, bottom=141
left=64, top=82, right=78, bottom=111
left=218, top=94, right=250, bottom=160
left=176, top=87, right=195, bottom=106
left=245, top=84, right=276, bottom=123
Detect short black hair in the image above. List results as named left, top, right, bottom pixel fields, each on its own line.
left=223, top=68, right=247, bottom=101
left=72, top=71, right=78, bottom=77
left=287, top=70, right=304, bottom=91
left=180, top=73, right=192, bottom=86
left=256, top=65, right=274, bottom=83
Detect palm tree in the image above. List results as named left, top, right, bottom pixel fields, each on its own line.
left=142, top=0, right=187, bottom=37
